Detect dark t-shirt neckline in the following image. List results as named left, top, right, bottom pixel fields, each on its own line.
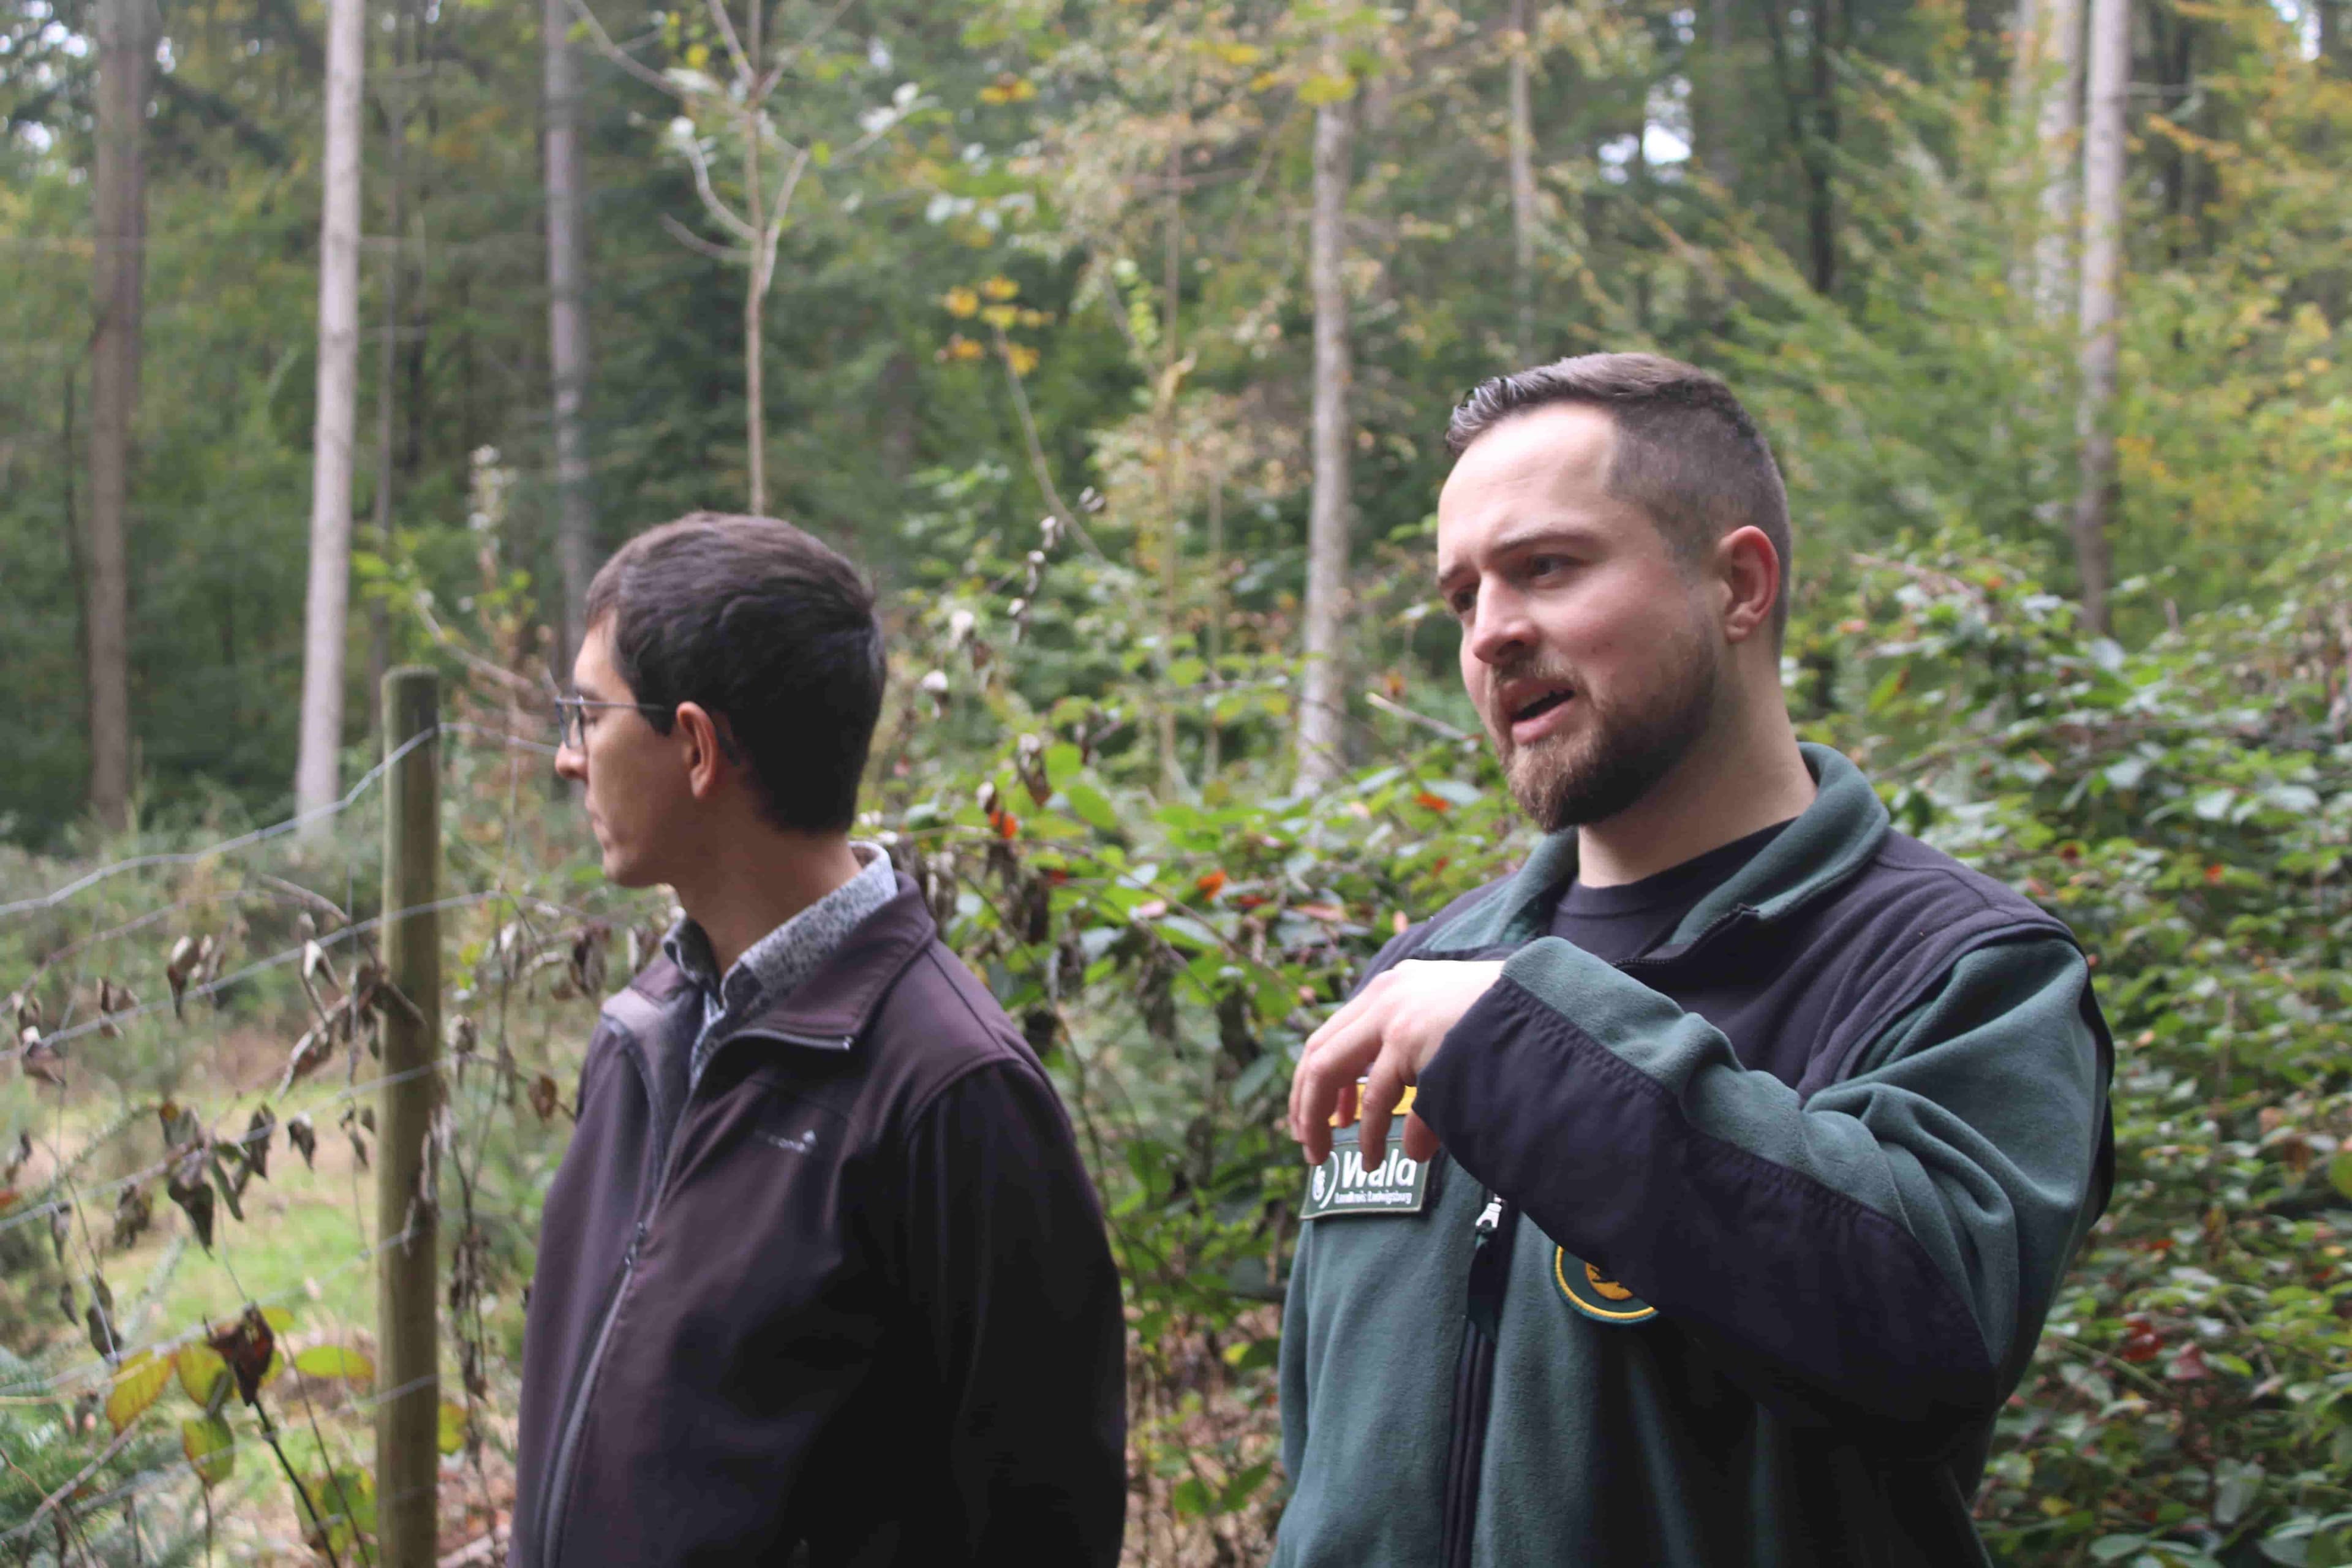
left=1551, top=818, right=1796, bottom=963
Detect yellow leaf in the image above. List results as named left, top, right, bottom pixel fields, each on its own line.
left=1006, top=344, right=1041, bottom=377
left=684, top=42, right=708, bottom=69
left=292, top=1345, right=375, bottom=1382
left=979, top=304, right=1019, bottom=330
left=182, top=1414, right=235, bottom=1488
left=438, top=1401, right=468, bottom=1457
left=941, top=286, right=979, bottom=318
left=981, top=275, right=1020, bottom=301
left=1297, top=72, right=1356, bottom=106
left=106, top=1352, right=175, bottom=1435
left=978, top=85, right=1008, bottom=104
left=1217, top=43, right=1262, bottom=66
left=176, top=1343, right=230, bottom=1411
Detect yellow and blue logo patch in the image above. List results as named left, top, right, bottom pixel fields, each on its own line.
left=1552, top=1247, right=1658, bottom=1325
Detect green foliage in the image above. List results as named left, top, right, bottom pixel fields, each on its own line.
left=1800, top=533, right=2352, bottom=1564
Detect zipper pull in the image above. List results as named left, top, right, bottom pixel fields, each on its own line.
left=1465, top=1189, right=1515, bottom=1343
left=622, top=1220, right=646, bottom=1270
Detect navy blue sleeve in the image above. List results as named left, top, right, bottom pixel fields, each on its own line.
left=1415, top=936, right=2108, bottom=1445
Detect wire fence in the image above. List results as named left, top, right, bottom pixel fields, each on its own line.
left=1, top=698, right=654, bottom=1564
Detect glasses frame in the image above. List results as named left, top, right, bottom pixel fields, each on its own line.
left=553, top=696, right=671, bottom=749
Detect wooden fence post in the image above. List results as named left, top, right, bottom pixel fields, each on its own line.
left=378, top=666, right=440, bottom=1565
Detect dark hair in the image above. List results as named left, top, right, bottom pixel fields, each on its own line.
left=584, top=513, right=884, bottom=834
left=1445, top=353, right=1793, bottom=643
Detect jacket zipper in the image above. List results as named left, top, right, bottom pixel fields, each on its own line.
left=534, top=1022, right=853, bottom=1565
left=538, top=1040, right=684, bottom=1568
left=1439, top=1189, right=1517, bottom=1568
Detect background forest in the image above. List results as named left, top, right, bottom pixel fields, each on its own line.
left=2, top=0, right=2350, bottom=1563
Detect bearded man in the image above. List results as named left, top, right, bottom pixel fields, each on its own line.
left=1273, top=354, right=2113, bottom=1567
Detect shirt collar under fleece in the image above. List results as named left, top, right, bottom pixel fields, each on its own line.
left=1423, top=742, right=1891, bottom=957
left=662, top=841, right=897, bottom=1085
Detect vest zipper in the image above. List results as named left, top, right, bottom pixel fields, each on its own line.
left=1439, top=1189, right=1517, bottom=1568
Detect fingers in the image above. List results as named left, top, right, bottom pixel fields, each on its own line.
left=1401, top=1110, right=1439, bottom=1164
left=1291, top=1008, right=1384, bottom=1165
left=1356, top=1048, right=1410, bottom=1167
left=1289, top=980, right=1376, bottom=1136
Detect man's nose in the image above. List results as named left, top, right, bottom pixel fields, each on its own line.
left=554, top=741, right=586, bottom=782
left=1464, top=582, right=1534, bottom=668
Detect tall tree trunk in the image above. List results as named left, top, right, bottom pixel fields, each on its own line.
left=1804, top=0, right=1840, bottom=295
left=1699, top=0, right=1739, bottom=193
left=544, top=0, right=595, bottom=666
left=366, top=5, right=408, bottom=738
left=86, top=0, right=148, bottom=833
left=742, top=1, right=767, bottom=515
left=2071, top=0, right=2127, bottom=635
left=2029, top=0, right=2086, bottom=320
left=1507, top=0, right=1537, bottom=361
left=1296, top=66, right=1355, bottom=790
left=297, top=0, right=367, bottom=823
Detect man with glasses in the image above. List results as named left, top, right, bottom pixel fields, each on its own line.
left=512, top=513, right=1126, bottom=1567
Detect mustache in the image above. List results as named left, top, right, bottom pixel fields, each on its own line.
left=1485, top=657, right=1580, bottom=693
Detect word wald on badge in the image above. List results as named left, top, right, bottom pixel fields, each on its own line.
left=1301, top=1136, right=1433, bottom=1219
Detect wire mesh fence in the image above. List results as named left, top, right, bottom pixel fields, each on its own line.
left=1, top=675, right=668, bottom=1565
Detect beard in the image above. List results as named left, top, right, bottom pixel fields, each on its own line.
left=1496, top=625, right=1721, bottom=834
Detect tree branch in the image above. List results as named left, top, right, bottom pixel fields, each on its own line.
left=660, top=211, right=748, bottom=263
left=562, top=0, right=684, bottom=97
left=703, top=0, right=753, bottom=83
left=679, top=131, right=758, bottom=242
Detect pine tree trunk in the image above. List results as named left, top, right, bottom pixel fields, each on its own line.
left=545, top=0, right=595, bottom=666
left=2030, top=0, right=2086, bottom=321
left=1700, top=0, right=1739, bottom=192
left=297, top=0, right=368, bottom=823
left=2071, top=0, right=2127, bottom=635
left=1296, top=70, right=1355, bottom=790
left=86, top=0, right=148, bottom=832
left=1507, top=0, right=1537, bottom=361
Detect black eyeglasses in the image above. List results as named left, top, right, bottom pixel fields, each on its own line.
left=553, top=696, right=669, bottom=749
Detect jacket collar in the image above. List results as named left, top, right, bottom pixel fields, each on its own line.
left=720, top=872, right=938, bottom=1050
left=608, top=873, right=938, bottom=1056
left=1422, top=742, right=1890, bottom=956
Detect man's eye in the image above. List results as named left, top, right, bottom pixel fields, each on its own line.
left=1526, top=554, right=1566, bottom=578
left=1448, top=592, right=1476, bottom=619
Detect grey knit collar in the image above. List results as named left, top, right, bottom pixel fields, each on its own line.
left=662, top=842, right=897, bottom=1085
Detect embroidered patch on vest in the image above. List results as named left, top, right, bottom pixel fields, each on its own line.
left=1553, top=1246, right=1658, bottom=1324
left=1300, top=1127, right=1435, bottom=1219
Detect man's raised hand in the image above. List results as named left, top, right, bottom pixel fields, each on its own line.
left=1287, top=960, right=1505, bottom=1168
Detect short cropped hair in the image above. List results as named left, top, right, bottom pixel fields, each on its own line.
left=584, top=513, right=884, bottom=834
left=1445, top=353, right=1793, bottom=643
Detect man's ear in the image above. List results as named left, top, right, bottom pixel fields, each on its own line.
left=1714, top=526, right=1781, bottom=646
left=673, top=702, right=731, bottom=801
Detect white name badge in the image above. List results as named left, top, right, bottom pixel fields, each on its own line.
left=1300, top=1129, right=1435, bottom=1219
